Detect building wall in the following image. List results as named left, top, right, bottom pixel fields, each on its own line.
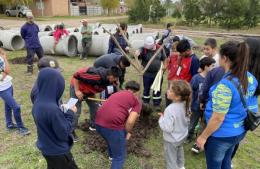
left=31, top=0, right=68, bottom=16
left=51, top=0, right=69, bottom=16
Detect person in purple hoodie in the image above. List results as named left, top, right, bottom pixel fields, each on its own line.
left=20, top=13, right=43, bottom=75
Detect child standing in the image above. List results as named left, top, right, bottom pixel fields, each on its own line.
left=187, top=57, right=216, bottom=143
left=159, top=80, right=192, bottom=169
left=0, top=48, right=30, bottom=135
left=200, top=38, right=220, bottom=67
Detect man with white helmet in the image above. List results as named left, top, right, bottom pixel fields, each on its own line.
left=135, top=36, right=167, bottom=111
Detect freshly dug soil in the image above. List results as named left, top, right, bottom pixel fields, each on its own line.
left=10, top=56, right=38, bottom=65
left=79, top=103, right=159, bottom=158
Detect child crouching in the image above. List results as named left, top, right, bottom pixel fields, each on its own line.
left=159, top=80, right=192, bottom=169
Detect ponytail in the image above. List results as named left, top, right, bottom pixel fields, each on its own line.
left=170, top=80, right=192, bottom=117
left=234, top=42, right=249, bottom=93
left=220, top=41, right=249, bottom=93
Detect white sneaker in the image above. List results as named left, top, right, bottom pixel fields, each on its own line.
left=179, top=167, right=185, bottom=169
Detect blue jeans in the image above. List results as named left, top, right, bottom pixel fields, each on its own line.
left=0, top=86, right=24, bottom=128
left=205, top=132, right=246, bottom=169
left=96, top=125, right=126, bottom=169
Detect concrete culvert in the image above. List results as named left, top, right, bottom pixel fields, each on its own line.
left=40, top=34, right=78, bottom=57
left=0, top=30, right=25, bottom=51
left=39, top=25, right=53, bottom=32
left=71, top=32, right=110, bottom=56
left=11, top=35, right=24, bottom=50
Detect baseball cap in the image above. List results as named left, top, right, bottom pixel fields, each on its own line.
left=144, top=36, right=155, bottom=49
left=80, top=19, right=88, bottom=23
left=26, top=12, right=34, bottom=18
left=38, top=56, right=60, bottom=70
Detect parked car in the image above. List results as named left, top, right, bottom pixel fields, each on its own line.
left=5, top=5, right=32, bottom=17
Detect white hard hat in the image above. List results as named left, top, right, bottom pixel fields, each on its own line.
left=144, top=36, right=155, bottom=49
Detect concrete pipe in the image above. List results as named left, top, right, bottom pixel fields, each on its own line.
left=39, top=25, right=53, bottom=32
left=40, top=34, right=78, bottom=57
left=129, top=32, right=159, bottom=50
left=71, top=32, right=110, bottom=56
left=38, top=31, right=53, bottom=38
left=0, top=30, right=24, bottom=51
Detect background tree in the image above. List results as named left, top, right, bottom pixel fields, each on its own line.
left=243, top=0, right=260, bottom=28
left=217, top=0, right=249, bottom=29
left=125, top=0, right=135, bottom=8
left=150, top=0, right=166, bottom=22
left=0, top=0, right=33, bottom=6
left=199, top=0, right=225, bottom=26
left=100, top=0, right=120, bottom=15
left=182, top=0, right=203, bottom=26
left=128, top=0, right=150, bottom=22
left=172, top=1, right=183, bottom=18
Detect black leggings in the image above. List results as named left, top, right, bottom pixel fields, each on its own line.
left=43, top=152, right=78, bottom=169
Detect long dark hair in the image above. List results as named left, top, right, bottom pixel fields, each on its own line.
left=170, top=80, right=192, bottom=117
left=220, top=41, right=249, bottom=93
left=245, top=38, right=260, bottom=96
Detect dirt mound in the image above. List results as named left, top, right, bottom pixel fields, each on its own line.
left=10, top=57, right=38, bottom=65
left=79, top=104, right=159, bottom=158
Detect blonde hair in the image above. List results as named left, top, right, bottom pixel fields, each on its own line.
left=170, top=80, right=192, bottom=117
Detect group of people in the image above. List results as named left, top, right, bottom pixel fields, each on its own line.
left=0, top=16, right=259, bottom=169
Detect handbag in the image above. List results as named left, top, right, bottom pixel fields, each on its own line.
left=230, top=79, right=260, bottom=131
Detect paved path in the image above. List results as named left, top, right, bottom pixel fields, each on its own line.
left=0, top=15, right=128, bottom=28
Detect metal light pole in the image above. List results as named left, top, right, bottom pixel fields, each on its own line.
left=40, top=0, right=44, bottom=16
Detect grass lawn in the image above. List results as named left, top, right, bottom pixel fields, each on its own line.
left=0, top=37, right=259, bottom=169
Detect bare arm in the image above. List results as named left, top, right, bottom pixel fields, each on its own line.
left=125, top=111, right=139, bottom=133
left=74, top=79, right=84, bottom=101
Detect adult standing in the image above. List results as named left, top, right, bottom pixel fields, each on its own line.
left=95, top=81, right=142, bottom=169
left=108, top=23, right=129, bottom=54
left=135, top=36, right=167, bottom=110
left=80, top=19, right=92, bottom=60
left=20, top=13, right=43, bottom=75
left=196, top=41, right=258, bottom=169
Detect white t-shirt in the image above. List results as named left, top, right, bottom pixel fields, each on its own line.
left=0, top=57, right=12, bottom=91
left=200, top=53, right=220, bottom=67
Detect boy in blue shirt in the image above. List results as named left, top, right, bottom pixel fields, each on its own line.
left=187, top=57, right=215, bottom=143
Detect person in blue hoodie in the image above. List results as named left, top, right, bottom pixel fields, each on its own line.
left=32, top=68, right=78, bottom=169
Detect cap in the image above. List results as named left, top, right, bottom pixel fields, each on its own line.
left=38, top=56, right=60, bottom=70
left=80, top=19, right=88, bottom=23
left=26, top=12, right=34, bottom=18
left=144, top=36, right=155, bottom=49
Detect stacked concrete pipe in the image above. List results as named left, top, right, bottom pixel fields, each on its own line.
left=39, top=25, right=53, bottom=32
left=129, top=32, right=159, bottom=50
left=71, top=32, right=110, bottom=56
left=0, top=30, right=24, bottom=51
left=39, top=34, right=78, bottom=57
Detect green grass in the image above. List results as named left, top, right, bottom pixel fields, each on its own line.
left=0, top=37, right=259, bottom=169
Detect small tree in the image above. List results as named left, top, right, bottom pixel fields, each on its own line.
left=150, top=0, right=166, bottom=23
left=217, top=0, right=249, bottom=29
left=100, top=0, right=120, bottom=15
left=0, top=0, right=33, bottom=6
left=244, top=0, right=260, bottom=28
left=182, top=0, right=203, bottom=26
left=128, top=0, right=150, bottom=22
